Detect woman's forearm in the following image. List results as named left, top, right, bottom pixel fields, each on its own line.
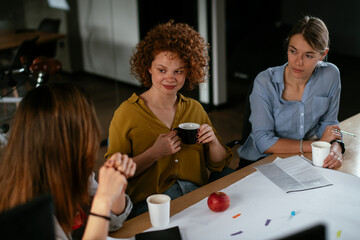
left=82, top=195, right=112, bottom=240
left=208, top=138, right=227, bottom=162
left=110, top=193, right=126, bottom=215
left=264, top=138, right=316, bottom=154
left=132, top=147, right=159, bottom=176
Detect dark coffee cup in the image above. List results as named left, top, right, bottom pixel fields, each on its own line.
left=175, top=122, right=200, bottom=145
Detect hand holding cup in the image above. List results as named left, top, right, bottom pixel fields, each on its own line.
left=197, top=124, right=217, bottom=144
left=311, top=141, right=331, bottom=167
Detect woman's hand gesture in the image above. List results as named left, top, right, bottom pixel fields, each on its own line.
left=320, top=125, right=341, bottom=142
left=151, top=131, right=181, bottom=159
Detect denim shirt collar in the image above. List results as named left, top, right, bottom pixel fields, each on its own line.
left=271, top=61, right=327, bottom=84
left=272, top=61, right=327, bottom=102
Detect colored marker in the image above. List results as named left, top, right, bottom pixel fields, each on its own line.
left=265, top=219, right=271, bottom=226
left=291, top=211, right=296, bottom=216
left=231, top=231, right=243, bottom=236
left=232, top=213, right=241, bottom=218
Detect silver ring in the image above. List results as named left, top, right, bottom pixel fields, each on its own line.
left=337, top=157, right=341, bottom=161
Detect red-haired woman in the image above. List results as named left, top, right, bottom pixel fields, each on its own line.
left=106, top=20, right=233, bottom=217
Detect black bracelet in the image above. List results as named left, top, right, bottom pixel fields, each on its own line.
left=330, top=139, right=345, bottom=154
left=89, top=212, right=111, bottom=221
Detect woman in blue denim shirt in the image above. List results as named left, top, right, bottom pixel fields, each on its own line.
left=238, top=16, right=344, bottom=169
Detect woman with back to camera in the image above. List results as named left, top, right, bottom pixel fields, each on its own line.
left=105, top=20, right=233, bottom=217
left=0, top=83, right=136, bottom=239
left=237, top=16, right=344, bottom=169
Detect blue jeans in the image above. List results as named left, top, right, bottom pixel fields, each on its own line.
left=208, top=167, right=235, bottom=182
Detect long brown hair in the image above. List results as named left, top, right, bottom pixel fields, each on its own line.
left=0, top=83, right=101, bottom=233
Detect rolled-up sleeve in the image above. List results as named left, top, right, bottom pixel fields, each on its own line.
left=315, top=64, right=341, bottom=138
left=109, top=195, right=133, bottom=232
left=88, top=172, right=133, bottom=232
left=250, top=76, right=280, bottom=154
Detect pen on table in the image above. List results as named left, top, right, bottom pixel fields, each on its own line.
left=334, top=129, right=356, bottom=137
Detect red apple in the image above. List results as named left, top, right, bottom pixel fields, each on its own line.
left=207, top=191, right=230, bottom=212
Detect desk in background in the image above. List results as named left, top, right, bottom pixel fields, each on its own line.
left=110, top=113, right=360, bottom=239
left=0, top=30, right=66, bottom=51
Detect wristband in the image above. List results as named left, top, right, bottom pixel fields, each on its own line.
left=299, top=139, right=304, bottom=153
left=330, top=139, right=345, bottom=154
left=89, top=212, right=111, bottom=221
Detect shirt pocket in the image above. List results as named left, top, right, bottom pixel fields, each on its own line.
left=273, top=106, right=294, bottom=134
left=312, top=96, right=331, bottom=122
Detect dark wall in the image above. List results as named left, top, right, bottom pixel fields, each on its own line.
left=137, top=0, right=199, bottom=100
left=226, top=0, right=360, bottom=81
left=282, top=0, right=360, bottom=57
left=0, top=0, right=25, bottom=30
left=138, top=0, right=198, bottom=39
left=226, top=0, right=287, bottom=81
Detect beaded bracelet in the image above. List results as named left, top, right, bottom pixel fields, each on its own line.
left=300, top=139, right=304, bottom=153
left=89, top=212, right=111, bottom=221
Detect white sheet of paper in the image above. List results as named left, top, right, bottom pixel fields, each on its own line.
left=255, top=155, right=333, bottom=192
left=143, top=166, right=360, bottom=240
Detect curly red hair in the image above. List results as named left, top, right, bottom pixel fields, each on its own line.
left=130, top=20, right=210, bottom=90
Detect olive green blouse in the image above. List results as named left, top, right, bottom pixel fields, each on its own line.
left=105, top=93, right=233, bottom=204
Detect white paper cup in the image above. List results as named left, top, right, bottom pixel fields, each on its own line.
left=311, top=141, right=331, bottom=167
left=146, top=194, right=171, bottom=227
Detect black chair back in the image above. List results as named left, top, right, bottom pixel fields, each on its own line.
left=37, top=18, right=61, bottom=58
left=0, top=194, right=55, bottom=240
left=11, top=36, right=39, bottom=69
left=239, top=78, right=254, bottom=146
left=226, top=78, right=254, bottom=148
left=38, top=18, right=61, bottom=33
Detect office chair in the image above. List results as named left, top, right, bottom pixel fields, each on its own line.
left=37, top=18, right=61, bottom=58
left=0, top=36, right=39, bottom=101
left=1, top=47, right=61, bottom=148
left=226, top=78, right=254, bottom=148
left=225, top=78, right=254, bottom=169
left=30, top=56, right=62, bottom=87
left=0, top=37, right=38, bottom=148
left=2, top=36, right=39, bottom=73
left=0, top=194, right=55, bottom=239
left=38, top=18, right=61, bottom=33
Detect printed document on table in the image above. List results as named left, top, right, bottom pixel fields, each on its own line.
left=255, top=155, right=333, bottom=192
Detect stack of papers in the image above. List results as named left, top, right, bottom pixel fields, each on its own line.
left=255, top=155, right=333, bottom=192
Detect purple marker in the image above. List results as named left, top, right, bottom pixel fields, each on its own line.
left=231, top=231, right=243, bottom=236
left=265, top=219, right=271, bottom=226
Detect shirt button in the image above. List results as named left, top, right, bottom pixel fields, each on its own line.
left=175, top=159, right=178, bottom=163
left=301, top=113, right=304, bottom=117
left=301, top=126, right=304, bottom=128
